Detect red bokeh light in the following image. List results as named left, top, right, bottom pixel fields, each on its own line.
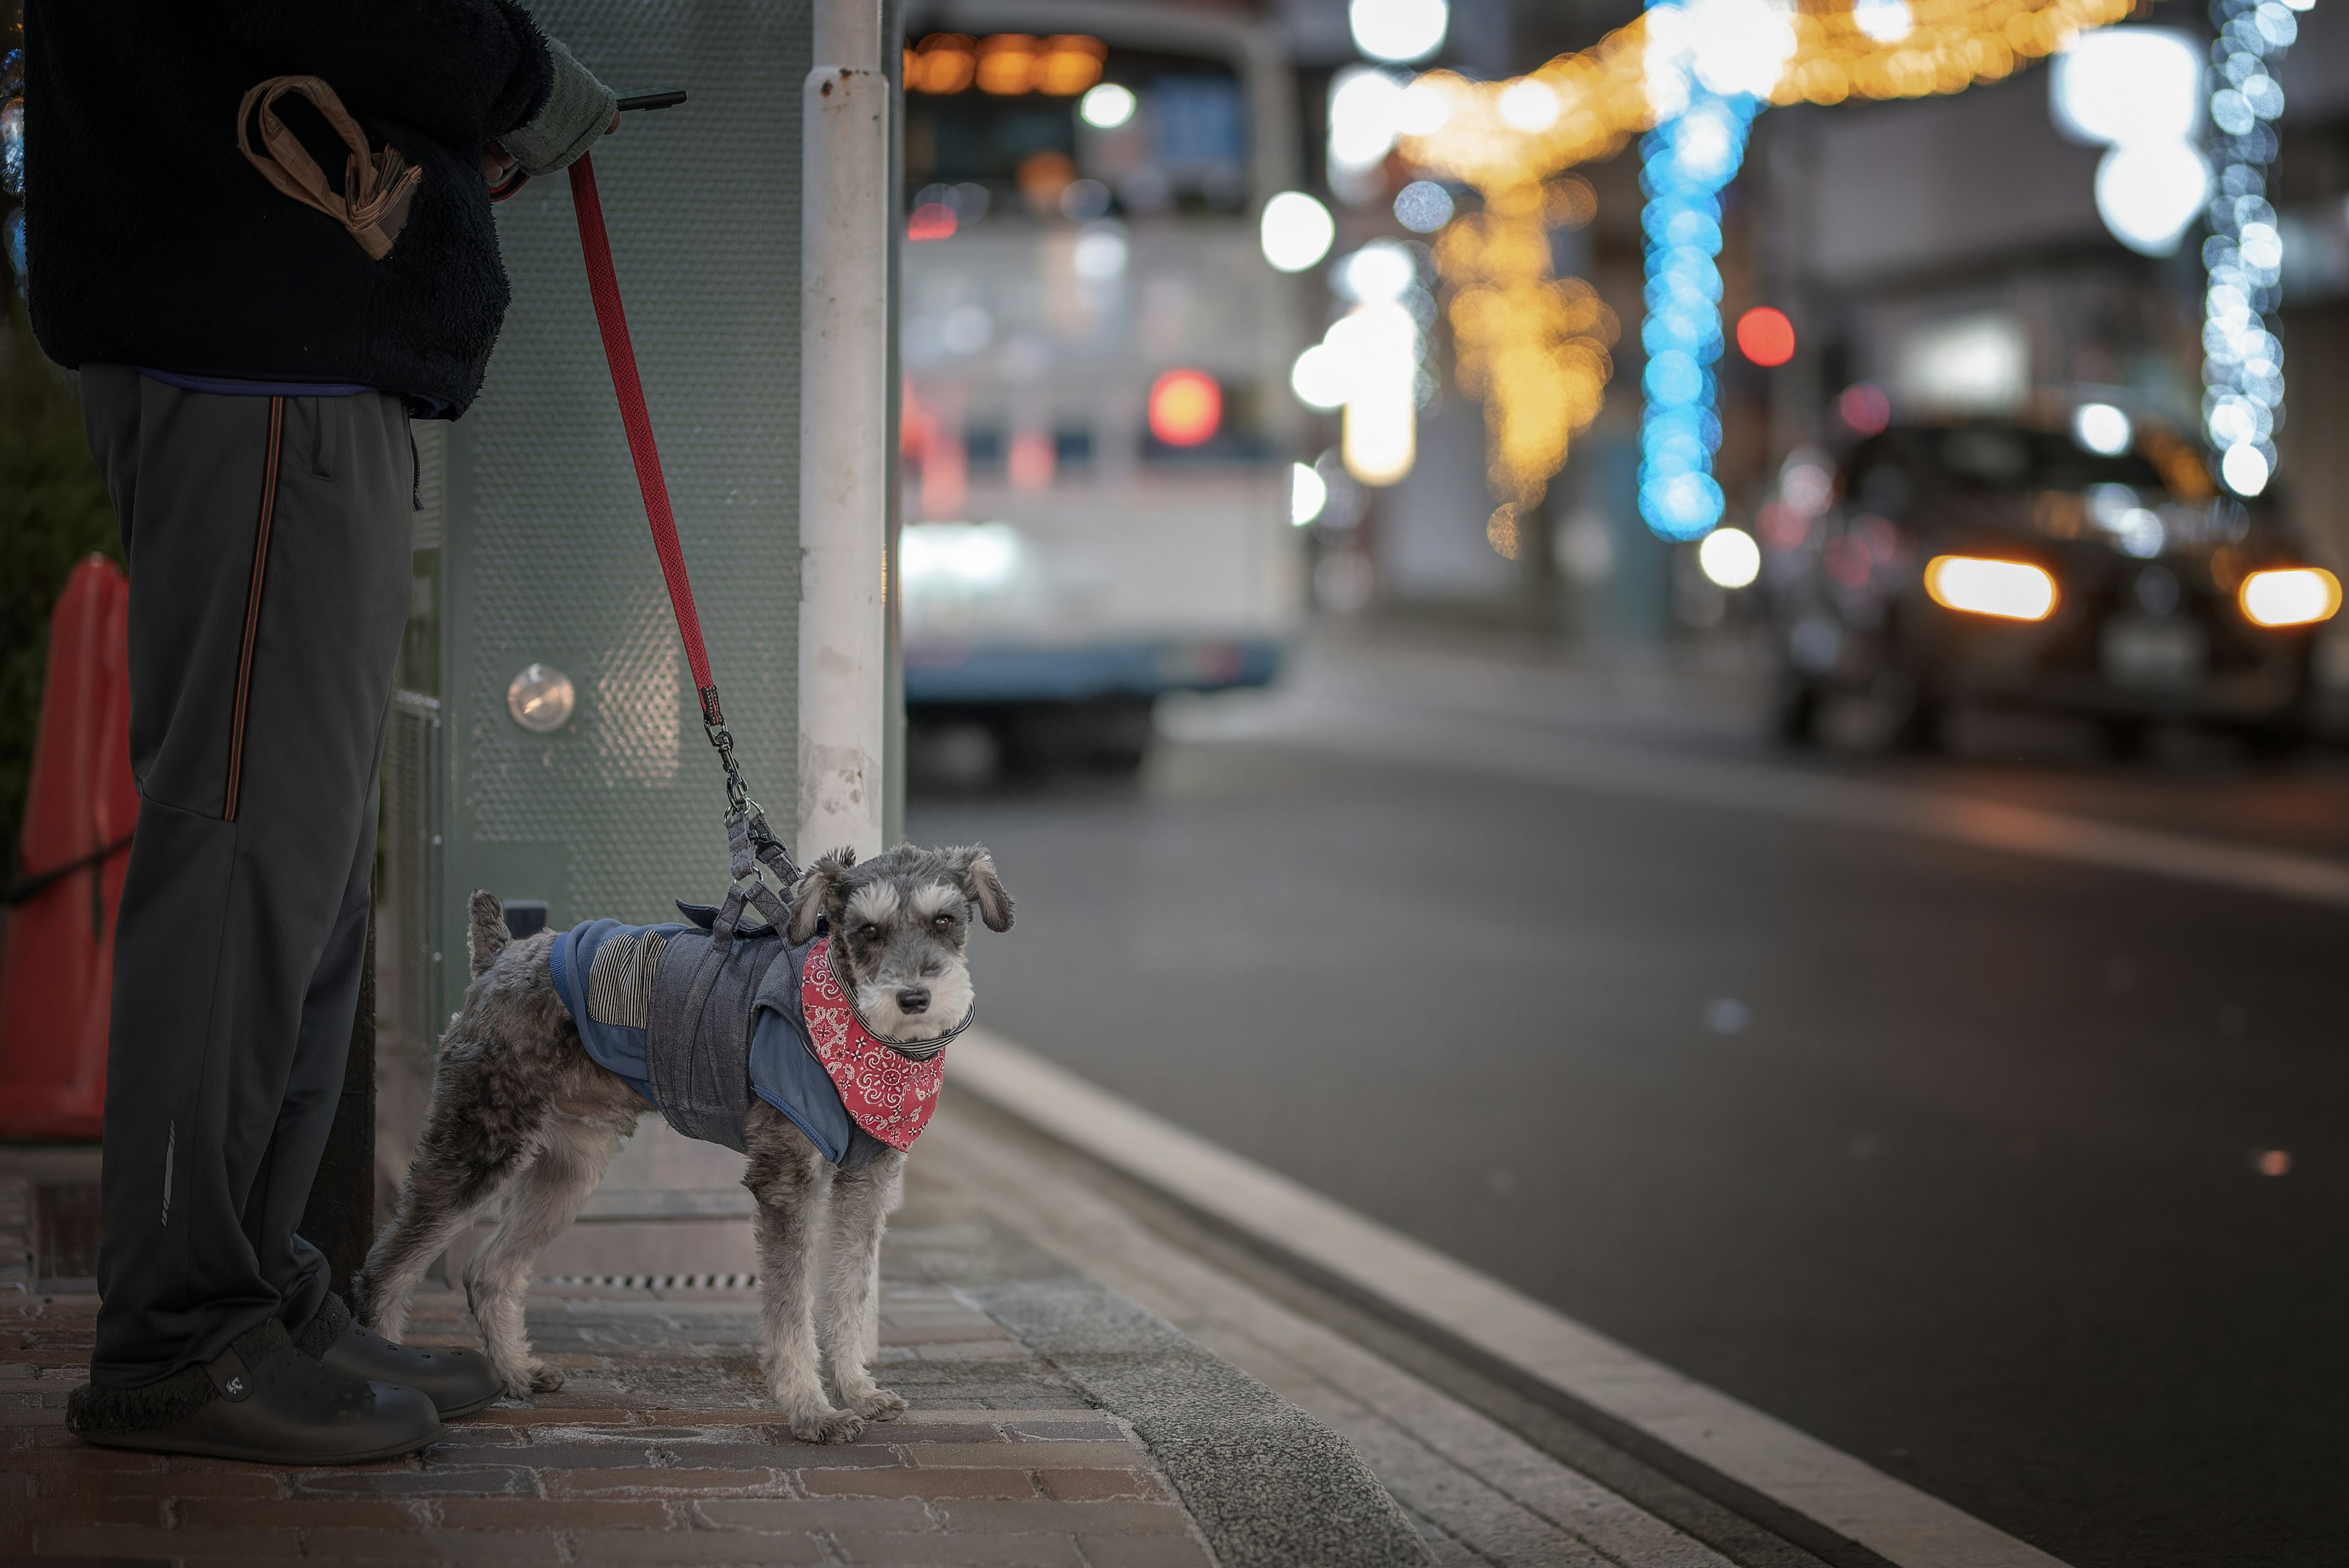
left=907, top=202, right=957, bottom=242
left=1836, top=382, right=1891, bottom=436
left=1735, top=307, right=1796, bottom=367
left=1148, top=370, right=1222, bottom=447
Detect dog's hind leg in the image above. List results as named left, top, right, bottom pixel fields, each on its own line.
left=743, top=1107, right=861, bottom=1443
left=463, top=1113, right=628, bottom=1399
left=820, top=1150, right=906, bottom=1424
left=354, top=1059, right=535, bottom=1343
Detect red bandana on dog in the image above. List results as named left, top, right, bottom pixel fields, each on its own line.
left=800, top=937, right=945, bottom=1151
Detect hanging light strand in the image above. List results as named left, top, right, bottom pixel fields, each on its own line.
left=1396, top=0, right=2136, bottom=522
left=2200, top=0, right=2309, bottom=497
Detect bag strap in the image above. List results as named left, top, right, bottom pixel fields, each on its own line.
left=236, top=76, right=420, bottom=261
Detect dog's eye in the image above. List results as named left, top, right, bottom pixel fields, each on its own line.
left=858, top=923, right=880, bottom=940
left=932, top=913, right=954, bottom=929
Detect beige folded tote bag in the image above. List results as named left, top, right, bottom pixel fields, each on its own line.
left=236, top=75, right=421, bottom=260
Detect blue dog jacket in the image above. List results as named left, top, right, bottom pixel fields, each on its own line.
left=548, top=912, right=891, bottom=1169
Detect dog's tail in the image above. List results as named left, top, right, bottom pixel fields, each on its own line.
left=467, top=890, right=510, bottom=977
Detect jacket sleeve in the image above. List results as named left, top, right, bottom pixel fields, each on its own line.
left=213, top=0, right=557, bottom=145
left=499, top=35, right=618, bottom=175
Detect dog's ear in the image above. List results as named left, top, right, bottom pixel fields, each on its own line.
left=949, top=846, right=1014, bottom=932
left=467, top=890, right=508, bottom=976
left=789, top=849, right=856, bottom=945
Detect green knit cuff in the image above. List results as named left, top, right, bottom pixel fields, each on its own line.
left=502, top=36, right=618, bottom=177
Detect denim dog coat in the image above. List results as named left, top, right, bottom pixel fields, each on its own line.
left=548, top=906, right=894, bottom=1169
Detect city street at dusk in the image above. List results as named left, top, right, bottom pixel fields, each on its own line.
left=916, top=634, right=2349, bottom=1568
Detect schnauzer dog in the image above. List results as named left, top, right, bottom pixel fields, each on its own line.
left=352, top=844, right=1012, bottom=1442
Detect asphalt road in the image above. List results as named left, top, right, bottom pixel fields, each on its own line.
left=908, top=633, right=2349, bottom=1568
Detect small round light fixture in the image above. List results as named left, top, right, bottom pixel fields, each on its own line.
left=507, top=664, right=576, bottom=733
left=1148, top=370, right=1222, bottom=447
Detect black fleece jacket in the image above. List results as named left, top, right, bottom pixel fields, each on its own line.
left=23, top=0, right=556, bottom=417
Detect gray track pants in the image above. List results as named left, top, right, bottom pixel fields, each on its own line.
left=79, top=365, right=414, bottom=1388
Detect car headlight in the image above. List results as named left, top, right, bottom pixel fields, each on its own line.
left=2238, top=567, right=2342, bottom=628
left=1923, top=555, right=2058, bottom=622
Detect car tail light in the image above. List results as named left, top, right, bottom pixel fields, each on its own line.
left=1923, top=556, right=2058, bottom=622
left=2238, top=567, right=2342, bottom=628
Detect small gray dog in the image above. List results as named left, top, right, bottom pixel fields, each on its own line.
left=353, top=844, right=1012, bottom=1442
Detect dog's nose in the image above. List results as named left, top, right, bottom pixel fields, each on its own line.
left=897, top=987, right=930, bottom=1014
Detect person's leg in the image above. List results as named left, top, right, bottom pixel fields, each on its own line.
left=253, top=768, right=377, bottom=1344
left=83, top=373, right=414, bottom=1391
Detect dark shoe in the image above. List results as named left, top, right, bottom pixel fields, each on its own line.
left=67, top=1319, right=442, bottom=1464
left=297, top=1293, right=503, bottom=1420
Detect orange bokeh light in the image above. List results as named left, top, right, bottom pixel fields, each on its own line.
left=1735, top=307, right=1796, bottom=367
left=1148, top=370, right=1222, bottom=447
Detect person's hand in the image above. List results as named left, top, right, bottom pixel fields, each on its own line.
left=608, top=111, right=622, bottom=135
left=481, top=140, right=518, bottom=185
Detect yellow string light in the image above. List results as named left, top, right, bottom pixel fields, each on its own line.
left=1398, top=0, right=2136, bottom=519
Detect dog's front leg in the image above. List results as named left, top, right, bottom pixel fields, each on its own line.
left=745, top=1122, right=862, bottom=1443
left=821, top=1151, right=906, bottom=1424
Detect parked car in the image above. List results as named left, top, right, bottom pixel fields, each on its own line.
left=1762, top=418, right=2342, bottom=753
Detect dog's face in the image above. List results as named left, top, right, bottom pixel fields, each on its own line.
left=789, top=844, right=1012, bottom=1040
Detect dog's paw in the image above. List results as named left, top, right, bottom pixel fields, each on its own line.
left=787, top=1407, right=866, bottom=1444
left=848, top=1386, right=907, bottom=1423
left=527, top=1365, right=566, bottom=1394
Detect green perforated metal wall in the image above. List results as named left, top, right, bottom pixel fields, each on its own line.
left=421, top=0, right=813, bottom=1024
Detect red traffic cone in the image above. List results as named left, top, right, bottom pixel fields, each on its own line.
left=0, top=555, right=137, bottom=1139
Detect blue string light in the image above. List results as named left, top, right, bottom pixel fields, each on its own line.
left=1638, top=92, right=1759, bottom=541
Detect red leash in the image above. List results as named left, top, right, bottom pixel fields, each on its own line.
left=566, top=154, right=714, bottom=704
left=563, top=151, right=797, bottom=927
left=565, top=152, right=776, bottom=844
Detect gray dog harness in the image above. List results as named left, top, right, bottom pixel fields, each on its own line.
left=549, top=907, right=891, bottom=1168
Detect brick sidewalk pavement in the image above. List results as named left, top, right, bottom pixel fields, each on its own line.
left=1, top=1179, right=1217, bottom=1566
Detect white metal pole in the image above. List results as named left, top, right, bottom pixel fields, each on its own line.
left=799, top=0, right=890, bottom=863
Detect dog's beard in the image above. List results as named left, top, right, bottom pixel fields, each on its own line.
left=856, top=962, right=972, bottom=1042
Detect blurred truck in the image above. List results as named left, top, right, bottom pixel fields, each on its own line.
left=897, top=1, right=1305, bottom=777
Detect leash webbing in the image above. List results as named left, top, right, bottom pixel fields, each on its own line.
left=566, top=154, right=714, bottom=706
left=566, top=153, right=796, bottom=903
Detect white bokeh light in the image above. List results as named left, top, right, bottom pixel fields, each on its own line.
left=1259, top=191, right=1336, bottom=273
left=1336, top=240, right=1416, bottom=303
left=1698, top=527, right=1762, bottom=589
left=1689, top=0, right=1798, bottom=99
left=1291, top=463, right=1329, bottom=527
left=2051, top=28, right=2204, bottom=146
left=1290, top=344, right=1349, bottom=410
left=1395, top=78, right=1456, bottom=137
left=1497, top=78, right=1560, bottom=132
left=1328, top=66, right=1405, bottom=169
left=2072, top=401, right=2133, bottom=455
left=1078, top=83, right=1136, bottom=130
left=2093, top=139, right=2213, bottom=256
left=1349, top=0, right=1449, bottom=63
left=1852, top=0, right=1912, bottom=42
left=2222, top=442, right=2271, bottom=496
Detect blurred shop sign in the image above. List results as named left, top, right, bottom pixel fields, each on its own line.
left=1894, top=312, right=2030, bottom=414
